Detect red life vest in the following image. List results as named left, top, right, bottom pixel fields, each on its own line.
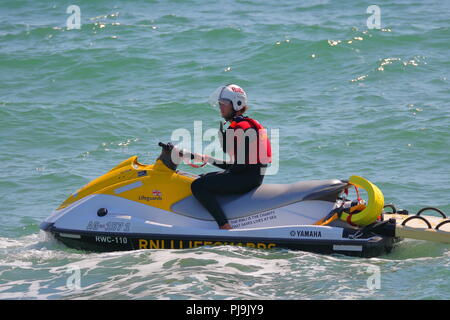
left=227, top=116, right=272, bottom=165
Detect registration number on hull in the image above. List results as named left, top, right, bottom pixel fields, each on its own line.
left=94, top=236, right=128, bottom=244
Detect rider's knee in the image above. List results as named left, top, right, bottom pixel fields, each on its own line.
left=190, top=177, right=204, bottom=194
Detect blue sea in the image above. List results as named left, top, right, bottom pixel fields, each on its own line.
left=0, top=0, right=449, bottom=299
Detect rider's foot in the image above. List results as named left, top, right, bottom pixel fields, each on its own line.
left=219, top=223, right=232, bottom=230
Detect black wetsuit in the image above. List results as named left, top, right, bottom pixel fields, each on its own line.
left=190, top=116, right=269, bottom=227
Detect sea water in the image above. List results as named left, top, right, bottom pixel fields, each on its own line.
left=0, top=0, right=449, bottom=299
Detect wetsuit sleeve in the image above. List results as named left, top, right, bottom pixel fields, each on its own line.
left=211, top=124, right=232, bottom=169
left=211, top=160, right=231, bottom=169
left=215, top=121, right=254, bottom=173
left=225, top=129, right=252, bottom=174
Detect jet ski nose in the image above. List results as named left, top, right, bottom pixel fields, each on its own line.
left=40, top=221, right=54, bottom=231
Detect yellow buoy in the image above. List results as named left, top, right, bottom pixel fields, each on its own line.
left=339, top=175, right=385, bottom=226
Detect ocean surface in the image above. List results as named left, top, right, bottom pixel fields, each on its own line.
left=0, top=0, right=449, bottom=299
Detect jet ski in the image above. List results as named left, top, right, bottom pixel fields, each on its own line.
left=40, top=142, right=450, bottom=257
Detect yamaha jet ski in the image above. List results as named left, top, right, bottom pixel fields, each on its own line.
left=40, top=143, right=450, bottom=257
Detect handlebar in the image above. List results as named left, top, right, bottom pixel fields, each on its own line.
left=158, top=142, right=173, bottom=151
left=158, top=141, right=230, bottom=169
left=159, top=141, right=194, bottom=159
left=159, top=141, right=211, bottom=163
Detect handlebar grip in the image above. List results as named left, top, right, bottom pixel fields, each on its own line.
left=158, top=142, right=201, bottom=161
left=158, top=142, right=174, bottom=151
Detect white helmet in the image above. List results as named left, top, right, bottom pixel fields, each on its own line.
left=208, top=84, right=248, bottom=111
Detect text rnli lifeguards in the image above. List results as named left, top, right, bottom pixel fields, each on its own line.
left=138, top=239, right=277, bottom=250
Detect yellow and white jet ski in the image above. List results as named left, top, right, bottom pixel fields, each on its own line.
left=40, top=143, right=450, bottom=257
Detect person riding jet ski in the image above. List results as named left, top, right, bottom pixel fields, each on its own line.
left=191, top=84, right=272, bottom=229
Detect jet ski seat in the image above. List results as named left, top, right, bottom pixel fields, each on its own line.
left=171, top=179, right=348, bottom=220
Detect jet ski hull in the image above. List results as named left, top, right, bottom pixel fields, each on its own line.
left=41, top=222, right=398, bottom=258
